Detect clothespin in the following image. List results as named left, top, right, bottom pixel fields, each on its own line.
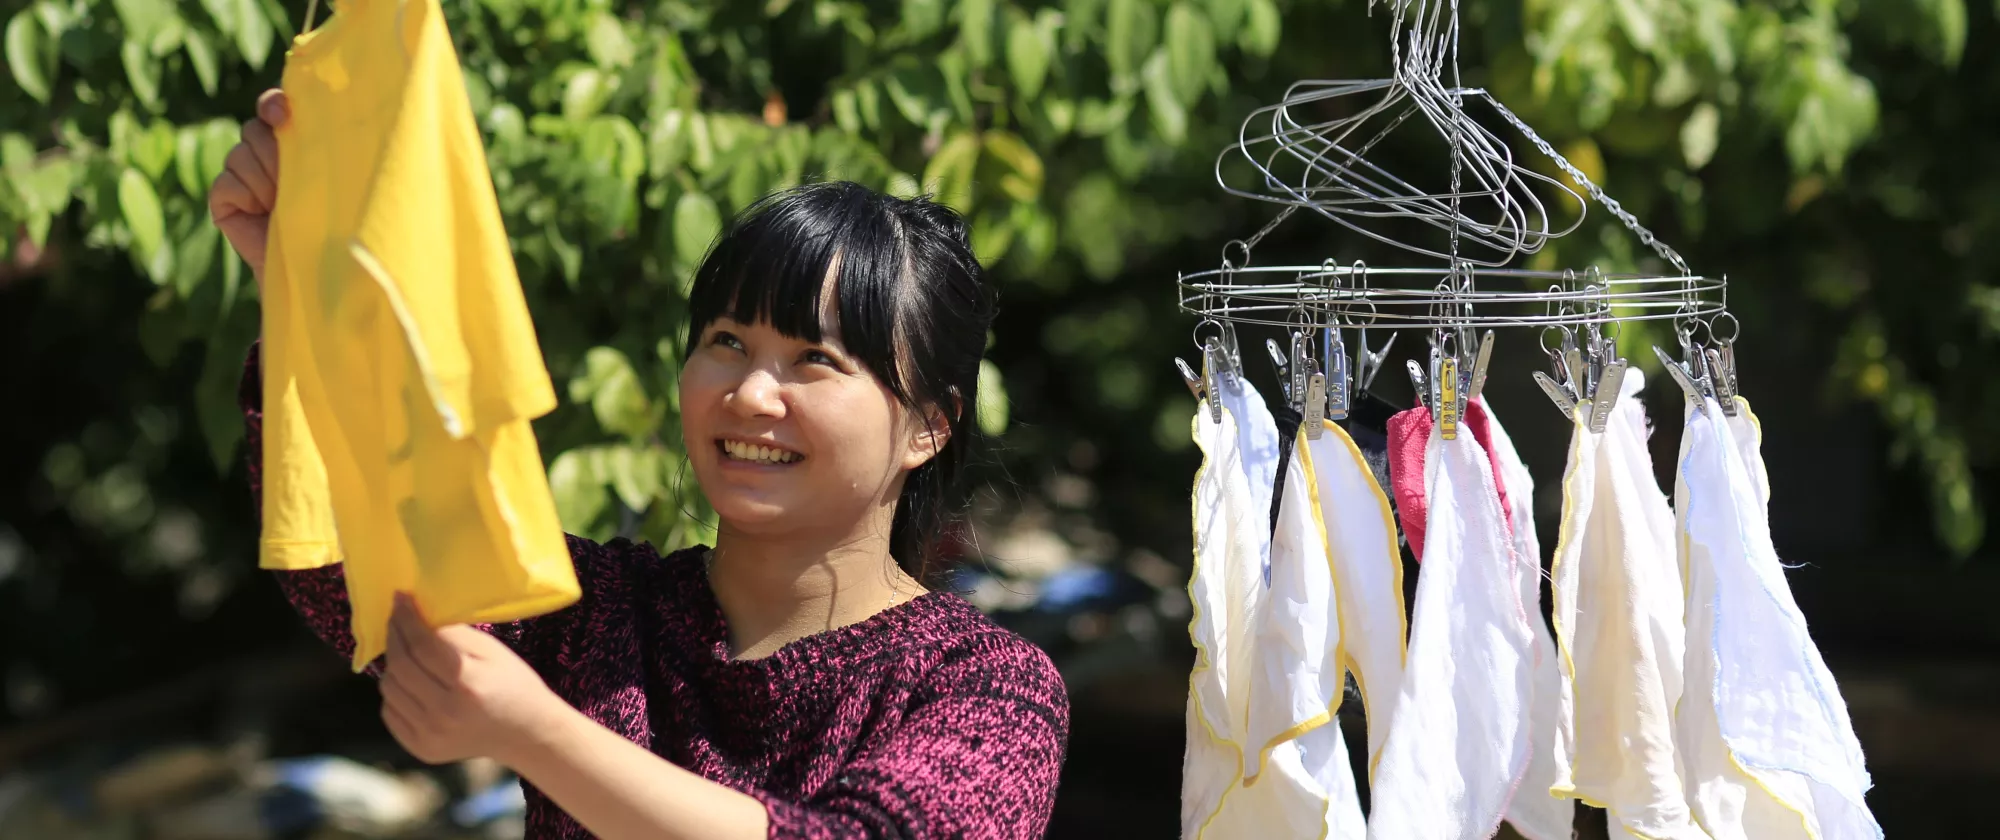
left=1466, top=329, right=1495, bottom=403
left=1437, top=352, right=1460, bottom=440
left=1201, top=337, right=1225, bottom=424
left=1653, top=344, right=1707, bottom=417
left=1533, top=371, right=1577, bottom=419
left=1304, top=373, right=1328, bottom=438
left=1266, top=338, right=1291, bottom=404
left=1174, top=357, right=1202, bottom=401
left=1587, top=359, right=1628, bottom=433
left=1355, top=332, right=1396, bottom=399
left=1290, top=331, right=1312, bottom=416
left=1218, top=322, right=1242, bottom=386
left=1406, top=359, right=1429, bottom=410
left=1705, top=348, right=1739, bottom=417
left=1324, top=328, right=1351, bottom=421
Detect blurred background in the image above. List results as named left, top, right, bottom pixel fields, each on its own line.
left=3, top=0, right=1996, bottom=836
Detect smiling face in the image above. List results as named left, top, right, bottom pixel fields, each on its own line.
left=679, top=286, right=945, bottom=542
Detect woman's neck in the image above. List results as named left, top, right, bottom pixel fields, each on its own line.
left=705, top=524, right=924, bottom=661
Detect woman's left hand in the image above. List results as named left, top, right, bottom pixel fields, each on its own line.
left=380, top=593, right=565, bottom=767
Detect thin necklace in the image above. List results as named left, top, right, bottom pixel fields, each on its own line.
left=706, top=548, right=902, bottom=613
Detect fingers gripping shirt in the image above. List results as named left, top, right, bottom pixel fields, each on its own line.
left=262, top=0, right=579, bottom=671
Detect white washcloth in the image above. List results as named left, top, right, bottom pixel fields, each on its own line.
left=1674, top=397, right=1882, bottom=840
left=1305, top=419, right=1410, bottom=836
left=1549, top=373, right=1710, bottom=839
left=1368, top=427, right=1535, bottom=840
left=1182, top=390, right=1272, bottom=838
left=1480, top=401, right=1577, bottom=840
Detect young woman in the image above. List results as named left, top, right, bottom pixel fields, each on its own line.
left=209, top=90, right=1069, bottom=840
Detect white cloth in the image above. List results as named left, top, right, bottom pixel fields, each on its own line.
left=1480, top=402, right=1577, bottom=840
left=1182, top=393, right=1268, bottom=838
left=1305, top=419, right=1410, bottom=836
left=1367, top=427, right=1536, bottom=840
left=1209, top=426, right=1351, bottom=838
left=1674, top=397, right=1882, bottom=840
left=1548, top=373, right=1710, bottom=839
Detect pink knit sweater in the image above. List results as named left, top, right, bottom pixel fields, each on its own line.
left=239, top=346, right=1069, bottom=839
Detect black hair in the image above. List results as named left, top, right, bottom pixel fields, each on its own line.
left=682, top=181, right=997, bottom=577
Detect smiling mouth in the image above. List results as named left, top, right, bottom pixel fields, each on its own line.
left=718, top=440, right=804, bottom=465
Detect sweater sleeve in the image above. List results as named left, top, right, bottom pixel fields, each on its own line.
left=239, top=342, right=621, bottom=675
left=755, top=634, right=1070, bottom=840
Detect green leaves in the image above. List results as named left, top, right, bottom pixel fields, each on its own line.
left=230, top=0, right=273, bottom=70
left=569, top=346, right=657, bottom=439
left=671, top=190, right=722, bottom=273
left=1163, top=3, right=1217, bottom=105
left=6, top=11, right=56, bottom=103
left=1105, top=0, right=1159, bottom=88
left=1005, top=10, right=1056, bottom=99
left=923, top=131, right=981, bottom=211
left=1681, top=102, right=1719, bottom=169
left=975, top=360, right=1010, bottom=436
left=118, top=168, right=167, bottom=279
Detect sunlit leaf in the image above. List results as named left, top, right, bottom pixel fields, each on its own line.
left=958, top=0, right=995, bottom=67
left=1006, top=12, right=1052, bottom=99
left=549, top=448, right=611, bottom=533
left=234, top=0, right=273, bottom=69
left=119, top=168, right=166, bottom=269
left=922, top=130, right=980, bottom=211
left=5, top=12, right=55, bottom=103
left=174, top=222, right=218, bottom=298
left=975, top=359, right=1009, bottom=435
left=585, top=12, right=635, bottom=69
left=1681, top=102, right=1720, bottom=170
left=1240, top=0, right=1279, bottom=57
left=1163, top=3, right=1215, bottom=105
left=1142, top=52, right=1188, bottom=144
left=672, top=189, right=722, bottom=271
left=132, top=120, right=176, bottom=182
left=1105, top=0, right=1158, bottom=87
left=121, top=39, right=162, bottom=107
left=183, top=28, right=218, bottom=95
left=571, top=346, right=656, bottom=439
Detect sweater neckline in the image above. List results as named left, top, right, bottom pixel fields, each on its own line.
left=671, top=545, right=950, bottom=673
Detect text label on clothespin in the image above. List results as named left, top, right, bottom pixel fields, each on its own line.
left=1705, top=348, right=1739, bottom=417
left=1325, top=329, right=1350, bottom=421
left=1587, top=359, right=1627, bottom=433
left=1438, top=356, right=1460, bottom=440
left=1304, top=374, right=1327, bottom=438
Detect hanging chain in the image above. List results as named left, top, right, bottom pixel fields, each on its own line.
left=1477, top=95, right=1692, bottom=278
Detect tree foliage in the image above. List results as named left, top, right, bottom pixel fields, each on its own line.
left=0, top=0, right=1988, bottom=715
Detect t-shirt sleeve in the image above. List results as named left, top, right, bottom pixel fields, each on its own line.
left=754, top=634, right=1070, bottom=840
left=239, top=340, right=613, bottom=675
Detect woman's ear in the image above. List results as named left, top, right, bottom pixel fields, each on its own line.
left=901, top=406, right=952, bottom=470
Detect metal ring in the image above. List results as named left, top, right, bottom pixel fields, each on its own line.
left=1221, top=240, right=1253, bottom=270
left=1708, top=311, right=1739, bottom=344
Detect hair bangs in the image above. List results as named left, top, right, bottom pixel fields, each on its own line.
left=683, top=184, right=921, bottom=410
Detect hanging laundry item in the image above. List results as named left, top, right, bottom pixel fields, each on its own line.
left=1368, top=424, right=1536, bottom=840
left=261, top=0, right=580, bottom=671
left=1208, top=425, right=1354, bottom=838
left=1547, top=372, right=1708, bottom=839
left=1183, top=380, right=1281, bottom=838
left=1674, top=397, right=1882, bottom=840
left=1304, top=419, right=1407, bottom=815
left=1479, top=400, right=1576, bottom=840
left=1384, top=405, right=1515, bottom=561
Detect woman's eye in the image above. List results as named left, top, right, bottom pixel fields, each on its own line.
left=709, top=331, right=744, bottom=351
left=802, top=349, right=837, bottom=366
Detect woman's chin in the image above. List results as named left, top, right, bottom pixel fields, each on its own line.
left=707, top=495, right=797, bottom=533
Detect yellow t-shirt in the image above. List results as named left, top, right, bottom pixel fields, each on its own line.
left=262, top=0, right=579, bottom=671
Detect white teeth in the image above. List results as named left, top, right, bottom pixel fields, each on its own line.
left=722, top=440, right=798, bottom=464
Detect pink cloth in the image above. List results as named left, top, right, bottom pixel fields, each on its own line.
left=1386, top=400, right=1513, bottom=561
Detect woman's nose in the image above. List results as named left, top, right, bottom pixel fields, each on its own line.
left=727, top=367, right=786, bottom=419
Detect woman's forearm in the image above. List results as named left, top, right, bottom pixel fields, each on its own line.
left=504, top=702, right=771, bottom=840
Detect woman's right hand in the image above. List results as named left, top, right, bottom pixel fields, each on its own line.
left=208, top=89, right=290, bottom=287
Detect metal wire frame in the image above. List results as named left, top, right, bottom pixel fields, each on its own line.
left=1179, top=264, right=1727, bottom=331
